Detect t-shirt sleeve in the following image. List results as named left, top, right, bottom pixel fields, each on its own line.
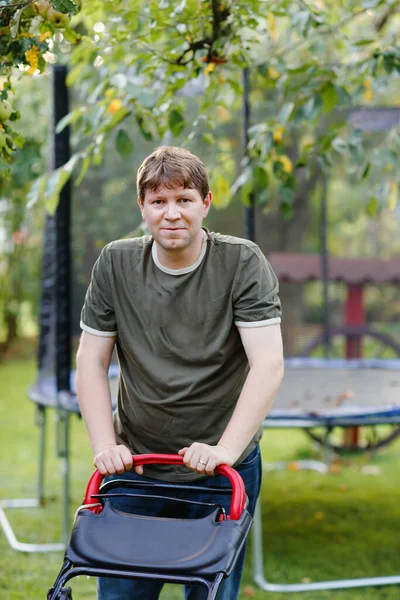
left=233, top=245, right=281, bottom=328
left=80, top=245, right=117, bottom=337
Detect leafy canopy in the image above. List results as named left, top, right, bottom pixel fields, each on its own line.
left=1, top=0, right=400, bottom=214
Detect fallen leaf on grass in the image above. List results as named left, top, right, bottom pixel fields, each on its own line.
left=338, top=484, right=350, bottom=492
left=361, top=465, right=381, bottom=476
left=301, top=577, right=312, bottom=583
left=288, top=461, right=300, bottom=471
left=243, top=585, right=255, bottom=597
left=336, top=535, right=346, bottom=543
left=329, top=463, right=342, bottom=474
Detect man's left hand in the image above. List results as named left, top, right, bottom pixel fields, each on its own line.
left=178, top=442, right=236, bottom=475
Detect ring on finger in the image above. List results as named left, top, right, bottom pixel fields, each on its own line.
left=198, top=459, right=207, bottom=465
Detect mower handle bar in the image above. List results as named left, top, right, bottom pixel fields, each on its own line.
left=83, top=453, right=246, bottom=520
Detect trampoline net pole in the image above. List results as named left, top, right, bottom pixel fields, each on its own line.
left=242, top=67, right=255, bottom=243
left=52, top=65, right=72, bottom=395
left=52, top=64, right=72, bottom=543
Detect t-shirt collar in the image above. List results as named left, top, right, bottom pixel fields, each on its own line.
left=152, top=228, right=208, bottom=276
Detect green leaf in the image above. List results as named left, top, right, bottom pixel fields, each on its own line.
left=202, top=133, right=215, bottom=144
left=353, top=39, right=376, bottom=46
left=100, top=107, right=130, bottom=134
left=75, top=153, right=91, bottom=186
left=51, top=0, right=78, bottom=14
left=253, top=166, right=269, bottom=191
left=279, top=188, right=295, bottom=219
left=349, top=144, right=364, bottom=165
left=67, top=63, right=86, bottom=87
left=332, top=137, right=347, bottom=154
left=116, top=129, right=133, bottom=158
left=362, top=163, right=371, bottom=179
left=335, top=86, right=352, bottom=107
left=230, top=167, right=252, bottom=197
left=321, top=82, right=338, bottom=113
left=273, top=160, right=284, bottom=178
left=303, top=94, right=323, bottom=120
left=241, top=181, right=253, bottom=207
left=388, top=182, right=398, bottom=210
left=286, top=63, right=315, bottom=74
left=366, top=196, right=378, bottom=216
left=362, top=0, right=385, bottom=7
left=278, top=102, right=294, bottom=125
left=230, top=54, right=248, bottom=69
left=92, top=138, right=106, bottom=166
left=226, top=78, right=242, bottom=95
left=10, top=9, right=23, bottom=38
left=136, top=115, right=153, bottom=141
left=317, top=153, right=333, bottom=170
left=11, top=130, right=24, bottom=149
left=211, top=174, right=231, bottom=209
left=55, top=107, right=85, bottom=134
left=168, top=108, right=186, bottom=137
left=292, top=10, right=310, bottom=35
left=27, top=175, right=47, bottom=210
left=44, top=154, right=80, bottom=214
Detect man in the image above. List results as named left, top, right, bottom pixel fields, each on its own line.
left=76, top=146, right=284, bottom=599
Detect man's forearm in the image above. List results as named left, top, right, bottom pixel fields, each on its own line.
left=76, top=358, right=116, bottom=457
left=218, top=359, right=284, bottom=461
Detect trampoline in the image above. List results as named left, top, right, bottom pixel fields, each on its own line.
left=27, top=365, right=119, bottom=414
left=252, top=357, right=400, bottom=593
left=0, top=366, right=118, bottom=553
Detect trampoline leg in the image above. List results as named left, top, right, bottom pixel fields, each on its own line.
left=251, top=500, right=266, bottom=588
left=59, top=410, right=71, bottom=547
left=252, top=473, right=400, bottom=592
left=36, top=404, right=47, bottom=504
left=0, top=405, right=65, bottom=553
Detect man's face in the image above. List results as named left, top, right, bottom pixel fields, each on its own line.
left=138, top=185, right=212, bottom=252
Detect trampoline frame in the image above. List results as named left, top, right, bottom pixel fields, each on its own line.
left=0, top=65, right=73, bottom=553
left=0, top=404, right=68, bottom=553
left=251, top=357, right=400, bottom=593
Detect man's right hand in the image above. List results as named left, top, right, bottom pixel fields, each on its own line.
left=93, top=444, right=143, bottom=476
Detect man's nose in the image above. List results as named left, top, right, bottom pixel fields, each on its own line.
left=165, top=202, right=180, bottom=219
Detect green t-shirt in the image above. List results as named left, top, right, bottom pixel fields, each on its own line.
left=80, top=229, right=281, bottom=481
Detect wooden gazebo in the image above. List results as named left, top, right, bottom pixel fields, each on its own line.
left=268, top=252, right=400, bottom=358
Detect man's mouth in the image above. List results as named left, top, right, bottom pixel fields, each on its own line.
left=161, top=227, right=185, bottom=231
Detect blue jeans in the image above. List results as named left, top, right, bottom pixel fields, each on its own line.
left=97, top=445, right=262, bottom=600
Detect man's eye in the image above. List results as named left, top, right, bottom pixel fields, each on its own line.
left=180, top=198, right=190, bottom=203
left=153, top=200, right=163, bottom=204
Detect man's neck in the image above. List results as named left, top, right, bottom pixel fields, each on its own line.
left=155, top=230, right=205, bottom=271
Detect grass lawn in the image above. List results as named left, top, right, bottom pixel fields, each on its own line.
left=1, top=358, right=399, bottom=599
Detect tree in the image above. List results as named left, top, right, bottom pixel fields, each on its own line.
left=0, top=1, right=81, bottom=177
left=0, top=135, right=45, bottom=354
left=2, top=1, right=400, bottom=352
left=1, top=0, right=396, bottom=214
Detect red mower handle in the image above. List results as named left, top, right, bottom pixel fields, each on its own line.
left=83, top=453, right=246, bottom=521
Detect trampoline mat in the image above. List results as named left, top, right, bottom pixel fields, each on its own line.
left=28, top=365, right=119, bottom=413
left=270, top=358, right=400, bottom=420
left=28, top=359, right=400, bottom=423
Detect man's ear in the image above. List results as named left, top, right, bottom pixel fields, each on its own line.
left=203, top=191, right=212, bottom=217
left=137, top=197, right=144, bottom=212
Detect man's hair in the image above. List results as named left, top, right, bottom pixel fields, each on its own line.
left=137, top=146, right=210, bottom=203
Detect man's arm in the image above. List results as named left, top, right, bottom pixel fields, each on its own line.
left=179, top=323, right=284, bottom=474
left=76, top=331, right=140, bottom=476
